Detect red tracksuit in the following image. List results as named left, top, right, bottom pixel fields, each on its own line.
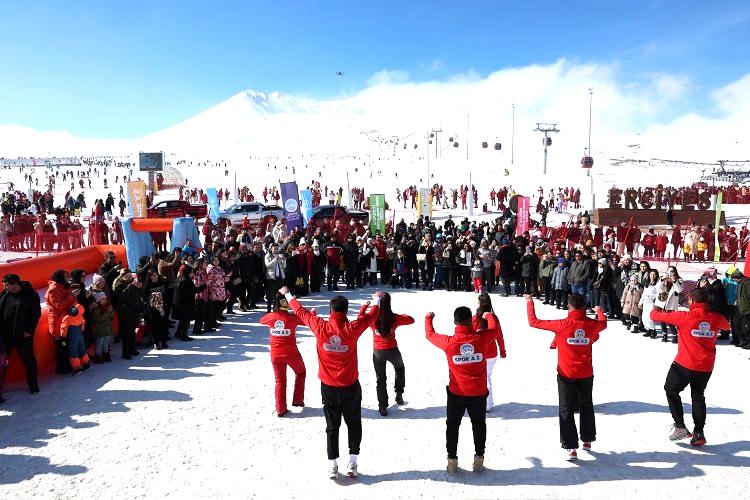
left=260, top=311, right=306, bottom=413
left=471, top=314, right=507, bottom=359
left=526, top=302, right=607, bottom=379
left=651, top=303, right=729, bottom=372
left=425, top=314, right=500, bottom=396
left=289, top=298, right=379, bottom=387
left=358, top=304, right=415, bottom=350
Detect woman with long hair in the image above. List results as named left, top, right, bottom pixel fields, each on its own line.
left=472, top=293, right=506, bottom=412
left=144, top=269, right=169, bottom=350
left=656, top=266, right=683, bottom=343
left=173, top=264, right=205, bottom=342
left=639, top=269, right=661, bottom=339
left=358, top=292, right=414, bottom=416
left=192, top=258, right=213, bottom=334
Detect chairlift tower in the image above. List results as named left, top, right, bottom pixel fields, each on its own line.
left=534, top=123, right=560, bottom=175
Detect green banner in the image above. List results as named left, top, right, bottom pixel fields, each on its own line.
left=714, top=191, right=723, bottom=262
left=369, top=194, right=386, bottom=235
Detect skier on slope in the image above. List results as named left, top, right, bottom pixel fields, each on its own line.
left=525, top=293, right=607, bottom=461
left=279, top=285, right=383, bottom=480
left=259, top=293, right=307, bottom=417
left=650, top=287, right=730, bottom=446
left=357, top=292, right=414, bottom=416
left=425, top=306, right=500, bottom=474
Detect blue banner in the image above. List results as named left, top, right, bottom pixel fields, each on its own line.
left=280, top=181, right=303, bottom=231
left=299, top=189, right=314, bottom=226
left=206, top=188, right=221, bottom=224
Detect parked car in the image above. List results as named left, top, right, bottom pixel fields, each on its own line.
left=219, top=202, right=285, bottom=225
left=147, top=200, right=208, bottom=219
left=310, top=204, right=369, bottom=223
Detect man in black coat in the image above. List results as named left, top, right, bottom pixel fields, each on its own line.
left=0, top=274, right=42, bottom=397
left=245, top=241, right=266, bottom=309
left=342, top=235, right=359, bottom=289
left=497, top=241, right=517, bottom=296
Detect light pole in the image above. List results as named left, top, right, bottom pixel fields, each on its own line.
left=587, top=88, right=593, bottom=178
left=534, top=123, right=560, bottom=175
left=511, top=103, right=515, bottom=165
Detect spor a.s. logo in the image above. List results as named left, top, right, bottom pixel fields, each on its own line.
left=323, top=334, right=349, bottom=352
left=453, top=343, right=483, bottom=364
left=567, top=329, right=591, bottom=345
left=691, top=322, right=715, bottom=338
left=270, top=319, right=291, bottom=337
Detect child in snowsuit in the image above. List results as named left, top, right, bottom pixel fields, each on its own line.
left=552, top=258, right=569, bottom=309
left=60, top=306, right=90, bottom=374
left=471, top=260, right=483, bottom=293
left=90, top=293, right=115, bottom=363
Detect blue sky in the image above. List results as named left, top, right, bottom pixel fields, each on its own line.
left=1, top=0, right=749, bottom=138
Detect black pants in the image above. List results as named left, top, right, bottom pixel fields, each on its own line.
left=443, top=266, right=456, bottom=291
left=557, top=374, right=595, bottom=449
left=500, top=271, right=513, bottom=295
left=481, top=267, right=494, bottom=292
left=373, top=348, right=405, bottom=408
left=419, top=264, right=434, bottom=289
left=459, top=266, right=471, bottom=291
left=2, top=334, right=38, bottom=387
left=193, top=300, right=208, bottom=334
left=543, top=276, right=554, bottom=303
left=321, top=381, right=362, bottom=460
left=148, top=308, right=169, bottom=345
left=119, top=318, right=136, bottom=358
left=345, top=266, right=357, bottom=288
left=446, top=387, right=487, bottom=459
left=523, top=276, right=538, bottom=297
left=664, top=362, right=712, bottom=433
left=265, top=278, right=283, bottom=312
left=326, top=268, right=340, bottom=291
left=555, top=289, right=568, bottom=307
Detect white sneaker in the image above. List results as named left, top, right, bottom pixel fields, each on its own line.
left=328, top=462, right=339, bottom=480
left=566, top=449, right=578, bottom=461
left=346, top=462, right=358, bottom=478
left=582, top=442, right=592, bottom=452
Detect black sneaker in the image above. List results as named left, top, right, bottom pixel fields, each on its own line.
left=690, top=431, right=706, bottom=446
left=379, top=407, right=389, bottom=416
left=29, top=382, right=40, bottom=394
left=395, top=393, right=405, bottom=405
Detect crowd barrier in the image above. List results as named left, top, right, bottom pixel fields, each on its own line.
left=5, top=229, right=87, bottom=254
left=1, top=245, right=127, bottom=383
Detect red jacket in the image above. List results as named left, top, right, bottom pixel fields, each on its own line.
left=651, top=303, right=730, bottom=372
left=526, top=302, right=607, bottom=379
left=358, top=304, right=414, bottom=350
left=426, top=313, right=500, bottom=397
left=290, top=298, right=379, bottom=387
left=471, top=314, right=507, bottom=359
left=259, top=311, right=304, bottom=358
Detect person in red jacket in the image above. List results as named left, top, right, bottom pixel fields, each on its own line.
left=357, top=292, right=414, bottom=416
left=651, top=288, right=730, bottom=446
left=280, top=285, right=383, bottom=480
left=259, top=294, right=306, bottom=417
left=471, top=293, right=507, bottom=412
left=525, top=293, right=607, bottom=461
left=426, top=306, right=500, bottom=474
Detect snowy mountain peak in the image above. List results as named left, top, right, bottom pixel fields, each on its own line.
left=240, top=89, right=309, bottom=114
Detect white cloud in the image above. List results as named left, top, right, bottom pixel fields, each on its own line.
left=366, top=69, right=411, bottom=86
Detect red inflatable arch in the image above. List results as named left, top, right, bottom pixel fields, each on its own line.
left=0, top=245, right=127, bottom=383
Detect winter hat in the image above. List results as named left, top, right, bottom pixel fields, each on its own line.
left=705, top=267, right=717, bottom=278
left=92, top=274, right=106, bottom=287
left=299, top=237, right=307, bottom=245
left=69, top=306, right=79, bottom=316
left=731, top=269, right=744, bottom=279
left=557, top=258, right=566, bottom=264
left=623, top=254, right=633, bottom=261
left=598, top=258, right=608, bottom=265
left=93, top=292, right=107, bottom=303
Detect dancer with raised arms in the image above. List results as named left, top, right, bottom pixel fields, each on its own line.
left=471, top=293, right=507, bottom=412
left=426, top=305, right=500, bottom=474
left=358, top=292, right=415, bottom=416
left=525, top=293, right=607, bottom=461
left=279, top=285, right=383, bottom=480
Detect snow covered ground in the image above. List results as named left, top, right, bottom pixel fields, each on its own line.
left=1, top=289, right=749, bottom=499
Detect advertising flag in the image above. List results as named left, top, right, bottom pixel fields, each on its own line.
left=369, top=194, right=386, bottom=234
left=206, top=188, right=221, bottom=224
left=280, top=181, right=303, bottom=231
left=126, top=180, right=148, bottom=218
left=515, top=196, right=530, bottom=237
left=299, top=189, right=314, bottom=225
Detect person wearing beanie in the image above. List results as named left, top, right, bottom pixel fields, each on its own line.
left=60, top=306, right=90, bottom=374
left=89, top=292, right=115, bottom=363
left=0, top=273, right=42, bottom=398
left=592, top=258, right=615, bottom=318
left=552, top=258, right=570, bottom=309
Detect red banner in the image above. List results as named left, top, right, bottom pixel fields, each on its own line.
left=515, top=196, right=530, bottom=237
